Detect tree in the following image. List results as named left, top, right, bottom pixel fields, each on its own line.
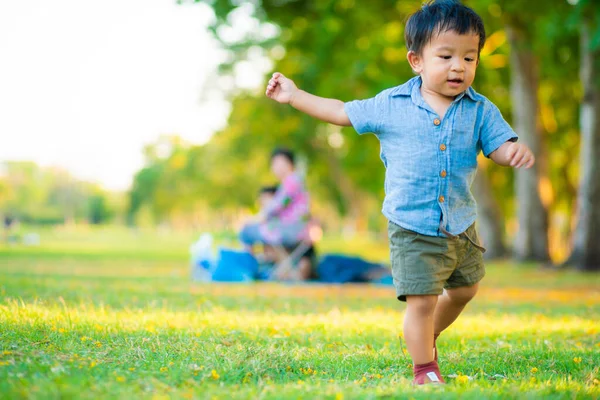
left=567, top=5, right=600, bottom=271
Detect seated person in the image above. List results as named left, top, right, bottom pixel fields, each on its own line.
left=254, top=185, right=317, bottom=281
left=239, top=147, right=311, bottom=251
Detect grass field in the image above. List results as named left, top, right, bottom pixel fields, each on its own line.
left=0, top=226, right=599, bottom=399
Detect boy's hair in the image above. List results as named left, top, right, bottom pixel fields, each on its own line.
left=259, top=185, right=278, bottom=195
left=270, top=147, right=295, bottom=166
left=405, top=0, right=486, bottom=56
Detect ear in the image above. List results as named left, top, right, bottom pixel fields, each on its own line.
left=407, top=50, right=423, bottom=74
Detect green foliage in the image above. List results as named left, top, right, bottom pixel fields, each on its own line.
left=0, top=162, right=119, bottom=225
left=126, top=0, right=599, bottom=246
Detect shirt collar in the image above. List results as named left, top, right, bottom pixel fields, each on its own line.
left=390, top=76, right=477, bottom=102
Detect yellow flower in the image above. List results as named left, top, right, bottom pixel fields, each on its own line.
left=95, top=342, right=102, bottom=348
left=128, top=368, right=136, bottom=372
left=116, top=376, right=125, bottom=382
left=160, top=367, right=168, bottom=373
left=329, top=379, right=335, bottom=383
left=168, top=362, right=174, bottom=366
left=530, top=377, right=536, bottom=383
left=456, top=375, right=469, bottom=384
left=335, top=393, right=344, bottom=400
left=80, top=336, right=89, bottom=342
left=89, top=362, right=97, bottom=368
left=573, top=357, right=582, bottom=364
left=286, top=366, right=292, bottom=372
left=531, top=367, right=538, bottom=373
left=297, top=379, right=304, bottom=385
left=3, top=351, right=12, bottom=355
left=58, top=328, right=66, bottom=333
left=0, top=361, right=9, bottom=366
left=211, top=369, right=220, bottom=380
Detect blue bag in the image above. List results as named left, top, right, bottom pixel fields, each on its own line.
left=211, top=248, right=259, bottom=282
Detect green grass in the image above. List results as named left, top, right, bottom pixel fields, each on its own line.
left=0, top=226, right=599, bottom=399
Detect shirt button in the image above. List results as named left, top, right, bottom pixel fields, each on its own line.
left=439, top=195, right=445, bottom=203
left=440, top=144, right=447, bottom=151
left=440, top=170, right=447, bottom=178
left=433, top=118, right=441, bottom=126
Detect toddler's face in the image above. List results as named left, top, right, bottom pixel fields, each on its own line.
left=259, top=192, right=274, bottom=209
left=410, top=30, right=480, bottom=98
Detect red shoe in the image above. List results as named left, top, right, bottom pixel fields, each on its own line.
left=413, top=360, right=445, bottom=385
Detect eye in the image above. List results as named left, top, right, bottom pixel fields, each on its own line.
left=465, top=57, right=475, bottom=62
left=439, top=55, right=452, bottom=60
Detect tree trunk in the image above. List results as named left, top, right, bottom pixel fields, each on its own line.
left=473, top=171, right=507, bottom=259
left=506, top=26, right=550, bottom=262
left=567, top=22, right=600, bottom=271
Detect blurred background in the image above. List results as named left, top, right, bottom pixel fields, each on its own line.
left=1, top=0, right=599, bottom=270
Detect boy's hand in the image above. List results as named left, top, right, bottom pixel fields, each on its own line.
left=266, top=72, right=298, bottom=105
left=505, top=142, right=535, bottom=168
left=265, top=71, right=351, bottom=126
left=491, top=141, right=535, bottom=168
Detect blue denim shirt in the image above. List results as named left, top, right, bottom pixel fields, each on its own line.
left=344, top=76, right=517, bottom=237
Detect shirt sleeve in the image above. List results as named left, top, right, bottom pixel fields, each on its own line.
left=479, top=101, right=518, bottom=157
left=344, top=91, right=386, bottom=135
left=263, top=175, right=301, bottom=218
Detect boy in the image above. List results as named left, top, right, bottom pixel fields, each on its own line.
left=265, top=0, right=534, bottom=384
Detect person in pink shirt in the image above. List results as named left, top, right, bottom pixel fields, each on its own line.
left=239, top=148, right=311, bottom=249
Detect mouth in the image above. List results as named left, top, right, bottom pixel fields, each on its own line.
left=447, top=78, right=464, bottom=85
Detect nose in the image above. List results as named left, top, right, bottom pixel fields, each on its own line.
left=451, top=58, right=465, bottom=72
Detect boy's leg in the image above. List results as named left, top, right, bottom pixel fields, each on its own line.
left=405, top=294, right=445, bottom=384
left=431, top=223, right=486, bottom=358
left=433, top=283, right=479, bottom=335
left=404, top=295, right=438, bottom=364
left=388, top=221, right=456, bottom=384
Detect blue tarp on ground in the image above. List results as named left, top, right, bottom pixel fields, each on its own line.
left=193, top=248, right=392, bottom=284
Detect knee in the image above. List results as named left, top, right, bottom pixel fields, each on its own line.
left=447, top=284, right=478, bottom=306
left=406, top=295, right=438, bottom=316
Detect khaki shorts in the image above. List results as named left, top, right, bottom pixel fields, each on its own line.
left=388, top=221, right=486, bottom=302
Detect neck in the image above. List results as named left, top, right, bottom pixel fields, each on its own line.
left=281, top=170, right=294, bottom=180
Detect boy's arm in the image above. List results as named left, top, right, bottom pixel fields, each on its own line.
left=489, top=141, right=535, bottom=169
left=480, top=102, right=535, bottom=169
left=266, top=73, right=352, bottom=126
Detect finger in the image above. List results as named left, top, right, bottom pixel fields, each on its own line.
left=515, top=155, right=529, bottom=168
left=505, top=144, right=518, bottom=161
left=510, top=148, right=525, bottom=167
left=520, top=152, right=536, bottom=168
left=272, top=72, right=281, bottom=78
left=513, top=150, right=529, bottom=168
left=524, top=154, right=535, bottom=169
